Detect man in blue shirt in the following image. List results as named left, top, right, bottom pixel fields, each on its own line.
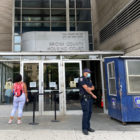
left=79, top=68, right=97, bottom=135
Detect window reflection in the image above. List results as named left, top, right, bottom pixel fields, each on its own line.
left=65, top=63, right=81, bottom=110
left=0, top=62, right=20, bottom=105
left=14, top=0, right=93, bottom=50
left=76, top=0, right=91, bottom=8
left=51, top=0, right=66, bottom=8
left=22, top=0, right=50, bottom=8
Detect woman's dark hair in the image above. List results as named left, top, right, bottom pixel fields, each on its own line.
left=14, top=74, right=22, bottom=82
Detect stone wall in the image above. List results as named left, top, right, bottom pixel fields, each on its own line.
left=0, top=0, right=13, bottom=51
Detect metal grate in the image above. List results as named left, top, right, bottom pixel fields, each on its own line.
left=100, top=0, right=140, bottom=43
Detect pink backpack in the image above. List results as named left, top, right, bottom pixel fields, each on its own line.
left=13, top=82, right=23, bottom=97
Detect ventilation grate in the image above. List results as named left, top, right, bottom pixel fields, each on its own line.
left=99, top=0, right=140, bottom=43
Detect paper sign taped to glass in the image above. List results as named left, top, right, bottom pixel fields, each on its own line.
left=69, top=81, right=76, bottom=88
left=49, top=82, right=57, bottom=88
left=30, top=82, right=36, bottom=88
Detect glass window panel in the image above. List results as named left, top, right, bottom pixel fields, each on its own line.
left=15, top=9, right=21, bottom=21
left=44, top=63, right=59, bottom=111
left=76, top=0, right=91, bottom=8
left=112, top=63, right=115, bottom=77
left=14, top=22, right=21, bottom=34
left=77, top=10, right=91, bottom=21
left=22, top=0, right=50, bottom=8
left=69, top=0, right=75, bottom=8
left=23, top=63, right=39, bottom=111
left=22, top=10, right=50, bottom=21
left=0, top=62, right=20, bottom=105
left=89, top=44, right=93, bottom=51
left=23, top=22, right=41, bottom=27
left=65, top=63, right=81, bottom=110
left=51, top=0, right=66, bottom=8
left=14, top=36, right=21, bottom=44
left=70, top=22, right=75, bottom=31
left=14, top=45, right=21, bottom=52
left=129, top=77, right=140, bottom=92
left=109, top=79, right=116, bottom=95
left=108, top=62, right=117, bottom=95
left=22, top=9, right=50, bottom=18
left=15, top=0, right=21, bottom=7
left=44, top=22, right=50, bottom=27
left=22, top=22, right=50, bottom=32
left=108, top=63, right=112, bottom=77
left=23, top=17, right=41, bottom=21
left=51, top=10, right=66, bottom=21
left=51, top=22, right=66, bottom=31
left=77, top=22, right=92, bottom=34
left=70, top=10, right=75, bottom=22
left=127, top=61, right=140, bottom=75
left=108, top=63, right=115, bottom=78
left=89, top=35, right=93, bottom=43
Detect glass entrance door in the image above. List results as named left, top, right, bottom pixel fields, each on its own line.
left=43, top=62, right=60, bottom=114
left=63, top=61, right=82, bottom=113
left=21, top=62, right=40, bottom=114
left=21, top=61, right=60, bottom=115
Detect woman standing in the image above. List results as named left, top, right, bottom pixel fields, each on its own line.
left=8, top=74, right=28, bottom=124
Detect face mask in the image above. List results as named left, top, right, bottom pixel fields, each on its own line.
left=87, top=73, right=91, bottom=78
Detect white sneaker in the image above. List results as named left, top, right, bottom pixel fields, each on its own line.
left=17, top=120, right=22, bottom=124
left=8, top=119, right=13, bottom=124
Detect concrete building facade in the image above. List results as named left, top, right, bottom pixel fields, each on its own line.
left=0, top=0, right=139, bottom=116
left=0, top=0, right=13, bottom=51
left=92, top=0, right=140, bottom=55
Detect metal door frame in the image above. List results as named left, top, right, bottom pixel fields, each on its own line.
left=41, top=60, right=62, bottom=115
left=21, top=60, right=41, bottom=115
left=21, top=60, right=62, bottom=115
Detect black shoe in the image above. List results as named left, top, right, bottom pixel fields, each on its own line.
left=82, top=129, right=89, bottom=135
left=88, top=128, right=95, bottom=132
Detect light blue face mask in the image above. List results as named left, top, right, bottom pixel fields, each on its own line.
left=87, top=73, right=91, bottom=78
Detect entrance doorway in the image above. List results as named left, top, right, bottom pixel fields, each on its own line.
left=21, top=60, right=82, bottom=115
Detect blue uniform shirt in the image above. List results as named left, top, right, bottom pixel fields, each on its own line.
left=78, top=76, right=93, bottom=95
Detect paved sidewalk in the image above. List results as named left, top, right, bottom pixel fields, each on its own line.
left=0, top=113, right=140, bottom=140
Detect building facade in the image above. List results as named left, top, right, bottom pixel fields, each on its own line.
left=0, top=0, right=139, bottom=116
left=0, top=0, right=13, bottom=51
left=92, top=0, right=140, bottom=55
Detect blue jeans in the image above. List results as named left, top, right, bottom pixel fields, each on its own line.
left=5, top=96, right=10, bottom=104
left=81, top=98, right=93, bottom=130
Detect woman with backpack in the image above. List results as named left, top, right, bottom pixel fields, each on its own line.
left=8, top=74, right=29, bottom=124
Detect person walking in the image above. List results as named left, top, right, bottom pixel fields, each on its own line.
left=78, top=68, right=97, bottom=135
left=8, top=74, right=28, bottom=124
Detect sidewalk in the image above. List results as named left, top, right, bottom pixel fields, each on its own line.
left=0, top=113, right=140, bottom=140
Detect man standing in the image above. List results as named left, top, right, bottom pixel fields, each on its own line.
left=79, top=68, right=97, bottom=135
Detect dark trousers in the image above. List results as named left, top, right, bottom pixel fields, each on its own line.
left=81, top=98, right=93, bottom=130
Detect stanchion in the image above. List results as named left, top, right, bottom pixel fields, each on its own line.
left=29, top=92, right=39, bottom=125
left=51, top=91, right=62, bottom=122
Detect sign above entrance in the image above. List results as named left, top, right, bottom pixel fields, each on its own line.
left=21, top=32, right=89, bottom=52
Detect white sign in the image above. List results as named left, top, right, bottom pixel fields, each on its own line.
left=49, top=82, right=56, bottom=88
left=30, top=82, right=36, bottom=88
left=74, top=78, right=79, bottom=83
left=22, top=32, right=89, bottom=52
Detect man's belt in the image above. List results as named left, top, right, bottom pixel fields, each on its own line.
left=80, top=93, right=92, bottom=99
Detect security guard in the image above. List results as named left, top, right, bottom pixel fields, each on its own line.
left=79, top=68, right=97, bottom=135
